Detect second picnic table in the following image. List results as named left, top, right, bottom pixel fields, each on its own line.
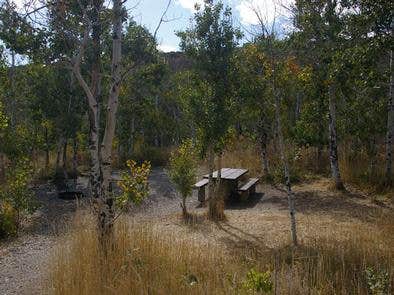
left=194, top=168, right=259, bottom=202
left=204, top=168, right=248, bottom=198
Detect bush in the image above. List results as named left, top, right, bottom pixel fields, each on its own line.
left=117, top=160, right=151, bottom=210
left=168, top=140, right=198, bottom=217
left=0, top=158, right=37, bottom=236
left=242, top=269, right=273, bottom=293
left=0, top=201, right=18, bottom=238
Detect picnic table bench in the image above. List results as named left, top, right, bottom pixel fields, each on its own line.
left=193, top=168, right=259, bottom=202
left=238, top=178, right=259, bottom=200
left=193, top=178, right=209, bottom=202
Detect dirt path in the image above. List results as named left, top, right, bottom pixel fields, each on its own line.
left=0, top=169, right=391, bottom=294
left=0, top=168, right=200, bottom=295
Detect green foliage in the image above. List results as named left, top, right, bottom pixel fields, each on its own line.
left=0, top=1, right=45, bottom=57
left=0, top=99, right=7, bottom=131
left=177, top=0, right=242, bottom=152
left=1, top=158, right=36, bottom=213
left=242, top=269, right=273, bottom=293
left=0, top=158, right=37, bottom=235
left=117, top=160, right=151, bottom=209
left=365, top=266, right=389, bottom=295
left=168, top=140, right=198, bottom=200
left=0, top=201, right=18, bottom=238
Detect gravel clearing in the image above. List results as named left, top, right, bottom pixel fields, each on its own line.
left=0, top=168, right=200, bottom=294
left=0, top=169, right=390, bottom=294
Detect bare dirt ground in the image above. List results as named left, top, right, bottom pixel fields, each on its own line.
left=0, top=168, right=392, bottom=294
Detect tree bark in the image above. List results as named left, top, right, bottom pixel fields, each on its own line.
left=62, top=138, right=68, bottom=173
left=328, top=84, right=344, bottom=190
left=316, top=144, right=323, bottom=173
left=88, top=0, right=103, bottom=201
left=208, top=151, right=224, bottom=220
left=44, top=126, right=50, bottom=170
left=259, top=129, right=269, bottom=176
left=98, top=0, right=123, bottom=236
left=274, top=91, right=298, bottom=247
left=0, top=153, right=5, bottom=181
left=8, top=51, right=15, bottom=128
left=72, top=137, right=78, bottom=179
left=181, top=196, right=188, bottom=218
left=55, top=136, right=64, bottom=171
left=295, top=92, right=302, bottom=122
left=385, top=47, right=394, bottom=184
left=207, top=145, right=214, bottom=209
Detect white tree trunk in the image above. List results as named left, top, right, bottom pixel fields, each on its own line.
left=328, top=84, right=344, bottom=190
left=274, top=91, right=298, bottom=247
left=70, top=0, right=124, bottom=236
left=98, top=0, right=123, bottom=235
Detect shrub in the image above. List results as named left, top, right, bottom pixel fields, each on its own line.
left=0, top=201, right=18, bottom=238
left=168, top=140, right=198, bottom=217
left=365, top=266, right=389, bottom=295
left=242, top=269, right=273, bottom=293
left=0, top=158, right=37, bottom=235
left=117, top=160, right=151, bottom=210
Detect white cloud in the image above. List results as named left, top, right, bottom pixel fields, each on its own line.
left=236, top=0, right=293, bottom=25
left=157, top=44, right=178, bottom=52
left=176, top=0, right=204, bottom=12
left=12, top=0, right=24, bottom=10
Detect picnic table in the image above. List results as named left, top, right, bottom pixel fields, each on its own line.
left=194, top=168, right=259, bottom=202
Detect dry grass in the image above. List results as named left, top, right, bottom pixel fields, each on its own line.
left=47, top=214, right=246, bottom=295
left=220, top=137, right=393, bottom=195
left=46, top=210, right=394, bottom=295
left=45, top=137, right=394, bottom=294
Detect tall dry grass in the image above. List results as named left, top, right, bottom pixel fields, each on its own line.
left=47, top=215, right=246, bottom=295
left=47, top=212, right=394, bottom=294
left=220, top=136, right=393, bottom=193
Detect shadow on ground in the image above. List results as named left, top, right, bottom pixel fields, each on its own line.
left=226, top=193, right=265, bottom=210
left=262, top=190, right=383, bottom=223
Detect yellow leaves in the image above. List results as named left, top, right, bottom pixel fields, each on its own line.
left=117, top=160, right=151, bottom=208
left=168, top=139, right=198, bottom=198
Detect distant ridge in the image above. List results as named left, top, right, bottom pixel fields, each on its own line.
left=162, top=51, right=192, bottom=72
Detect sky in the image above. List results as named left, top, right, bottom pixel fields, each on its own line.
left=128, top=0, right=294, bottom=52
left=12, top=0, right=294, bottom=53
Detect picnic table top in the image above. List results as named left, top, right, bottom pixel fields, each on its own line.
left=203, top=168, right=248, bottom=181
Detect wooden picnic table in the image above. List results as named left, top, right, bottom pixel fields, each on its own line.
left=203, top=168, right=248, bottom=181
left=203, top=168, right=248, bottom=199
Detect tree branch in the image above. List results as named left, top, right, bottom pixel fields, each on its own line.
left=153, top=0, right=172, bottom=40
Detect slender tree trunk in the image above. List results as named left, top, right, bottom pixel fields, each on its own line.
left=62, top=138, right=68, bottom=172
left=274, top=91, right=298, bottom=247
left=207, top=145, right=214, bottom=207
left=209, top=152, right=224, bottom=220
left=55, top=137, right=64, bottom=171
left=385, top=47, right=394, bottom=184
left=181, top=196, right=188, bottom=217
left=72, top=137, right=78, bottom=179
left=316, top=144, right=323, bottom=173
left=328, top=84, right=344, bottom=190
left=44, top=126, right=50, bottom=170
left=259, top=129, right=269, bottom=176
left=368, top=136, right=377, bottom=179
left=88, top=0, right=103, bottom=201
left=0, top=153, right=5, bottom=181
left=154, top=95, right=160, bottom=147
left=9, top=51, right=15, bottom=128
left=295, top=93, right=302, bottom=121
left=98, top=0, right=123, bottom=236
